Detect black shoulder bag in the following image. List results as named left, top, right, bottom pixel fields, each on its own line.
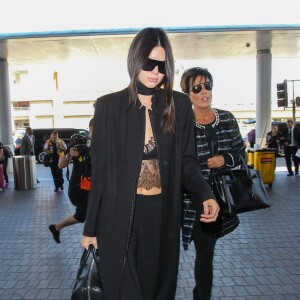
left=206, top=125, right=271, bottom=215
left=213, top=156, right=271, bottom=215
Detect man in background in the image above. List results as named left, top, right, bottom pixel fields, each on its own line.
left=20, top=127, right=39, bottom=183
left=20, top=127, right=35, bottom=156
left=281, top=120, right=300, bottom=176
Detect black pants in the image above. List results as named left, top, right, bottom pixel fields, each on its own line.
left=50, top=163, right=64, bottom=189
left=121, top=194, right=162, bottom=300
left=284, top=145, right=299, bottom=174
left=68, top=187, right=88, bottom=223
left=192, top=218, right=217, bottom=300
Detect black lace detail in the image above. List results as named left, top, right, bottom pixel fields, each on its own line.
left=137, top=159, right=161, bottom=190
left=144, top=137, right=155, bottom=154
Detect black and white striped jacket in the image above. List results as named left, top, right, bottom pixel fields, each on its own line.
left=182, top=108, right=245, bottom=250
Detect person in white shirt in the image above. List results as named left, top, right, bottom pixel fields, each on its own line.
left=280, top=120, right=300, bottom=176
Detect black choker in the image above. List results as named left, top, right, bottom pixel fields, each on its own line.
left=137, top=82, right=155, bottom=96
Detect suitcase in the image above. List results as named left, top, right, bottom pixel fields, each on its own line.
left=0, top=164, right=4, bottom=189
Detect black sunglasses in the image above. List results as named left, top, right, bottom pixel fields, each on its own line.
left=190, top=82, right=213, bottom=94
left=142, top=59, right=166, bottom=74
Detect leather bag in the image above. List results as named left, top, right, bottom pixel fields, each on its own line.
left=211, top=158, right=271, bottom=215
left=3, top=145, right=13, bottom=158
left=71, top=245, right=103, bottom=300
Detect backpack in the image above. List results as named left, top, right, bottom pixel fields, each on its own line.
left=3, top=146, right=13, bottom=158
left=43, top=153, right=51, bottom=167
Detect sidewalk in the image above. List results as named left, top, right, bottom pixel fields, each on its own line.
left=0, top=158, right=299, bottom=299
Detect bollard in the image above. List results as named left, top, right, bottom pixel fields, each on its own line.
left=13, top=155, right=37, bottom=190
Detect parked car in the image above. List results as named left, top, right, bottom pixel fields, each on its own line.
left=14, top=128, right=89, bottom=164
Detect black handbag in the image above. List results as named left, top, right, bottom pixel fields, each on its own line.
left=71, top=245, right=103, bottom=300
left=211, top=157, right=271, bottom=215
left=3, top=145, right=13, bottom=158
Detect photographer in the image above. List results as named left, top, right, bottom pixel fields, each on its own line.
left=48, top=118, right=93, bottom=243
left=43, top=130, right=67, bottom=192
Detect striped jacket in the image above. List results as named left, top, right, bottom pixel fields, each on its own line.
left=182, top=108, right=245, bottom=250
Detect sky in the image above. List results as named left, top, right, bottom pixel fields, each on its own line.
left=1, top=0, right=300, bottom=35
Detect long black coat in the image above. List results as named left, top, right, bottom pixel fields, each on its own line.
left=83, top=88, right=215, bottom=299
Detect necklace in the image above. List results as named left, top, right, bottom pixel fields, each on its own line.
left=195, top=108, right=219, bottom=129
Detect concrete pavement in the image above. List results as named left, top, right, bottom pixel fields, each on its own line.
left=0, top=158, right=299, bottom=299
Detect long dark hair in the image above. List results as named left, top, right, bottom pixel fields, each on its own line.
left=127, top=27, right=175, bottom=132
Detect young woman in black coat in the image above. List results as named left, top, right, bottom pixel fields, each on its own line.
left=80, top=27, right=220, bottom=300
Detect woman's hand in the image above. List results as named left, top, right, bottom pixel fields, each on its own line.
left=207, top=155, right=225, bottom=169
left=80, top=236, right=98, bottom=250
left=199, top=199, right=220, bottom=223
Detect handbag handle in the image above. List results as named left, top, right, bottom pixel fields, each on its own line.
left=226, top=155, right=253, bottom=184
left=78, top=244, right=100, bottom=275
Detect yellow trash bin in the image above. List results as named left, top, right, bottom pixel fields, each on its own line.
left=253, top=148, right=276, bottom=188
left=247, top=149, right=254, bottom=167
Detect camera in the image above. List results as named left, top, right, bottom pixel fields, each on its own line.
left=68, top=133, right=91, bottom=163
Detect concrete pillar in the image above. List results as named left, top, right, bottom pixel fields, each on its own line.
left=256, top=49, right=272, bottom=147
left=0, top=58, right=13, bottom=172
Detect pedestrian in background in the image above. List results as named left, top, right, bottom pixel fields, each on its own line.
left=0, top=142, right=10, bottom=189
left=49, top=118, right=93, bottom=243
left=265, top=125, right=281, bottom=156
left=180, top=67, right=245, bottom=300
left=280, top=120, right=300, bottom=176
left=80, top=27, right=219, bottom=300
left=246, top=128, right=255, bottom=148
left=43, top=130, right=67, bottom=191
left=20, top=126, right=40, bottom=183
left=20, top=127, right=35, bottom=155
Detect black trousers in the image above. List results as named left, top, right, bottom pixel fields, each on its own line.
left=192, top=218, right=217, bottom=300
left=121, top=194, right=162, bottom=300
left=284, top=145, right=299, bottom=174
left=50, top=163, right=64, bottom=189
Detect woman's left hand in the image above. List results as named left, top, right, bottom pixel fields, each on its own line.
left=200, top=199, right=220, bottom=223
left=207, top=155, right=225, bottom=169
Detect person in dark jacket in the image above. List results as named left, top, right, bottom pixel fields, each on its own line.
left=48, top=118, right=93, bottom=243
left=43, top=131, right=67, bottom=191
left=265, top=125, right=281, bottom=156
left=0, top=142, right=9, bottom=188
left=280, top=120, right=300, bottom=176
left=20, top=127, right=35, bottom=155
left=180, top=67, right=245, bottom=300
left=80, top=27, right=220, bottom=300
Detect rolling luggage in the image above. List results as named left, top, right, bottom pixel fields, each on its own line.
left=0, top=164, right=4, bottom=189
